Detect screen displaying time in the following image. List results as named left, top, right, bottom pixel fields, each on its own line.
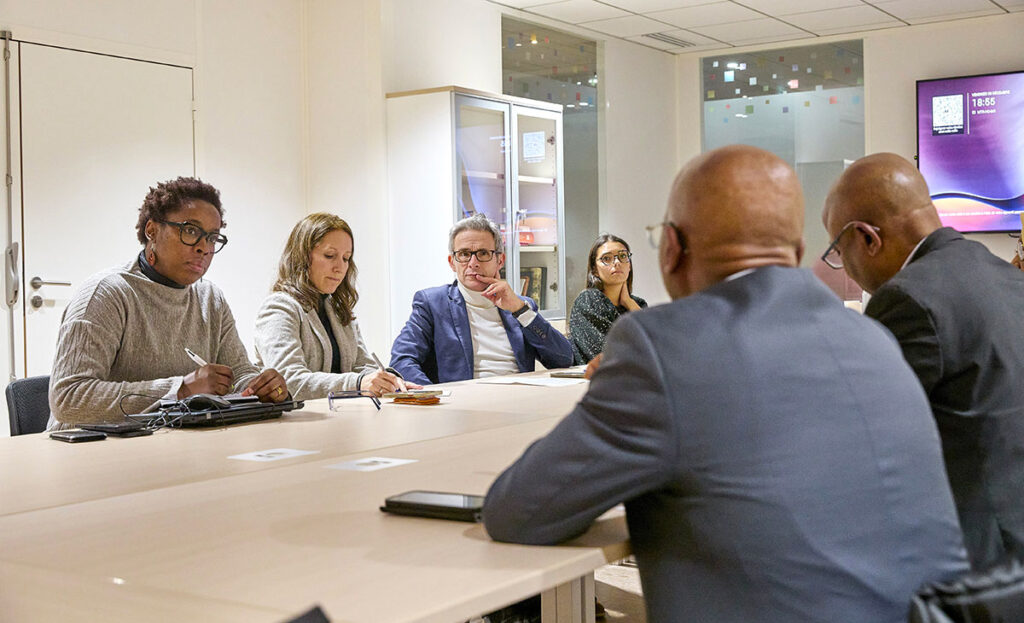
left=918, top=70, right=1024, bottom=233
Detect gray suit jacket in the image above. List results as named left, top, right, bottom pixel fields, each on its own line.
left=866, top=227, right=1024, bottom=567
left=254, top=292, right=376, bottom=401
left=484, top=267, right=968, bottom=623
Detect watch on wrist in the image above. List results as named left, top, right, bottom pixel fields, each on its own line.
left=511, top=303, right=530, bottom=318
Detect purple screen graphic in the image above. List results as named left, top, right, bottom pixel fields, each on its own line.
left=917, top=71, right=1024, bottom=232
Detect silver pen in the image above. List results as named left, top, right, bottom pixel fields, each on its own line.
left=371, top=351, right=407, bottom=392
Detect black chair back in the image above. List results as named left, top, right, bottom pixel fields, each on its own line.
left=5, top=375, right=51, bottom=436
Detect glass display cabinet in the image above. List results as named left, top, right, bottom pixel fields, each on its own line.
left=386, top=86, right=565, bottom=337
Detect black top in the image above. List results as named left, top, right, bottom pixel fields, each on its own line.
left=317, top=296, right=342, bottom=374
left=568, top=287, right=647, bottom=364
left=138, top=251, right=185, bottom=289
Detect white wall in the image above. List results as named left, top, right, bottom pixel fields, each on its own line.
left=600, top=38, right=678, bottom=306
left=304, top=0, right=392, bottom=353
left=196, top=0, right=307, bottom=358
left=382, top=0, right=503, bottom=94
left=675, top=11, right=1024, bottom=259
left=0, top=0, right=309, bottom=370
left=862, top=12, right=1024, bottom=257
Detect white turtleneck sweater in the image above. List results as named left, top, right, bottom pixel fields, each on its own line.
left=457, top=280, right=536, bottom=378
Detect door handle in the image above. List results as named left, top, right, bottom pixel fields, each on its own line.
left=5, top=242, right=19, bottom=307
left=30, top=276, right=71, bottom=289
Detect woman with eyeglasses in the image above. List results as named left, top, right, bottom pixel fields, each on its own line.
left=47, top=177, right=289, bottom=430
left=254, top=213, right=416, bottom=400
left=568, top=234, right=648, bottom=364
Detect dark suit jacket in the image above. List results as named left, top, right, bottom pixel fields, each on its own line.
left=485, top=267, right=968, bottom=623
left=866, top=227, right=1024, bottom=567
left=389, top=281, right=573, bottom=385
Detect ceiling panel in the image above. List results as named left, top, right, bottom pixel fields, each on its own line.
left=601, top=0, right=720, bottom=11
left=583, top=14, right=675, bottom=36
left=527, top=0, right=632, bottom=22
left=690, top=16, right=808, bottom=43
left=734, top=0, right=863, bottom=14
left=873, top=0, right=1005, bottom=24
left=649, top=2, right=767, bottom=28
left=494, top=0, right=560, bottom=7
left=491, top=0, right=1016, bottom=55
left=784, top=5, right=904, bottom=34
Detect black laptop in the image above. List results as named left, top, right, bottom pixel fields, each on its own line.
left=129, top=397, right=304, bottom=428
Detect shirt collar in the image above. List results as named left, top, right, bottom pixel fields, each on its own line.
left=901, top=237, right=929, bottom=271
left=724, top=267, right=757, bottom=282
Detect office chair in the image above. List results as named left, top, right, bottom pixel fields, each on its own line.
left=909, top=557, right=1024, bottom=622
left=5, top=375, right=51, bottom=436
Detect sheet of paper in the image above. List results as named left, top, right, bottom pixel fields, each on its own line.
left=228, top=448, right=320, bottom=462
left=326, top=457, right=418, bottom=472
left=475, top=376, right=587, bottom=387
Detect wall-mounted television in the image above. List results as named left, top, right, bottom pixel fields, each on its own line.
left=917, top=70, right=1024, bottom=233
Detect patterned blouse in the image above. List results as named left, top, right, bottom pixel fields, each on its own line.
left=568, top=288, right=648, bottom=364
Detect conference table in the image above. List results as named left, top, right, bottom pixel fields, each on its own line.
left=0, top=372, right=631, bottom=623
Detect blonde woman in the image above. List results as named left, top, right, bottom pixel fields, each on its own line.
left=255, top=213, right=412, bottom=400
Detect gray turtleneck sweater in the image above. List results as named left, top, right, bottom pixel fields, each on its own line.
left=47, top=257, right=261, bottom=429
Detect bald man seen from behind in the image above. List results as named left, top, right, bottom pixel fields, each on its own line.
left=823, top=152, right=1024, bottom=568
left=484, top=145, right=968, bottom=623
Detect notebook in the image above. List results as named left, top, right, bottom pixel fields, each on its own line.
left=129, top=399, right=305, bottom=428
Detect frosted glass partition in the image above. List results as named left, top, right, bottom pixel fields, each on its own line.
left=702, top=41, right=865, bottom=300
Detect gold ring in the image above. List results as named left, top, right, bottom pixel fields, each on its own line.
left=274, top=387, right=283, bottom=396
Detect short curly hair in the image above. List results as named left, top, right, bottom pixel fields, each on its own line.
left=135, top=177, right=225, bottom=245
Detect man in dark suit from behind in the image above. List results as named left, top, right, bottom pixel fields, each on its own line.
left=823, top=152, right=1024, bottom=568
left=484, top=145, right=969, bottom=623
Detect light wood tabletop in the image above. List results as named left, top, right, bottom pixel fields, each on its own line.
left=0, top=373, right=626, bottom=623
left=0, top=374, right=587, bottom=517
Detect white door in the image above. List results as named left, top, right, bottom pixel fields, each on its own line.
left=13, top=42, right=194, bottom=378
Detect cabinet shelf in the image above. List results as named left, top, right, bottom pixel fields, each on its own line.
left=519, top=245, right=556, bottom=253
left=519, top=175, right=555, bottom=185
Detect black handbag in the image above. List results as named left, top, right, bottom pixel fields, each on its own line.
left=909, top=558, right=1024, bottom=623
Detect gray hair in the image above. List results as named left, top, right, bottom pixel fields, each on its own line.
left=448, top=213, right=504, bottom=255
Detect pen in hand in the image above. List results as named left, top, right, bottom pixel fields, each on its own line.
left=184, top=347, right=208, bottom=367
left=185, top=347, right=235, bottom=393
left=371, top=352, right=408, bottom=393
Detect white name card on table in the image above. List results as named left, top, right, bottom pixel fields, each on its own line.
left=327, top=457, right=418, bottom=472
left=228, top=448, right=320, bottom=462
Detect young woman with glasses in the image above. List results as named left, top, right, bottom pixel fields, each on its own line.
left=568, top=234, right=648, bottom=364
left=47, top=177, right=289, bottom=430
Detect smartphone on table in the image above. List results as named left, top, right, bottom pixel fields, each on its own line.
left=380, top=490, right=485, bottom=522
left=50, top=429, right=107, bottom=443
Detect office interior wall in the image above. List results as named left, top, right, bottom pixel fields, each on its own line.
left=0, top=0, right=309, bottom=364
left=675, top=11, right=1024, bottom=260
left=600, top=38, right=678, bottom=306
left=304, top=0, right=391, bottom=353
left=0, top=0, right=196, bottom=65
left=382, top=0, right=503, bottom=95
left=195, top=0, right=307, bottom=359
left=864, top=12, right=1024, bottom=257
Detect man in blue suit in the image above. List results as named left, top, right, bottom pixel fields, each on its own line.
left=390, top=214, right=573, bottom=385
left=484, top=146, right=968, bottom=623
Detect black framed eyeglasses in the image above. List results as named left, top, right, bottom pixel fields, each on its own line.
left=157, top=219, right=228, bottom=253
left=597, top=251, right=632, bottom=266
left=328, top=390, right=381, bottom=411
left=645, top=221, right=687, bottom=252
left=821, top=221, right=879, bottom=270
left=452, top=249, right=498, bottom=263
